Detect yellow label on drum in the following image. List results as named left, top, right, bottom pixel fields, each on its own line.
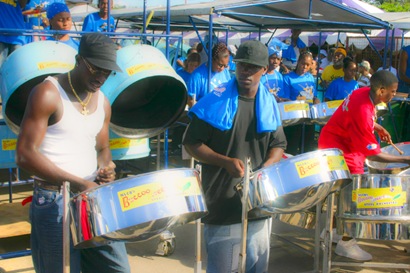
left=326, top=155, right=348, bottom=171
left=2, top=139, right=16, bottom=151
left=352, top=186, right=407, bottom=209
left=283, top=103, right=309, bottom=112
left=295, top=158, right=322, bottom=178
left=126, top=63, right=173, bottom=76
left=117, top=177, right=201, bottom=212
left=110, top=138, right=147, bottom=150
left=37, top=62, right=74, bottom=70
left=326, top=100, right=343, bottom=109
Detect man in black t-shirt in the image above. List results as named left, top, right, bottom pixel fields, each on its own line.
left=183, top=40, right=287, bottom=273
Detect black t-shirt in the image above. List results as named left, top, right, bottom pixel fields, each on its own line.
left=183, top=96, right=287, bottom=225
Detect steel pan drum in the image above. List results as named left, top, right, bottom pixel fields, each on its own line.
left=337, top=174, right=410, bottom=240
left=0, top=41, right=76, bottom=134
left=277, top=101, right=311, bottom=127
left=366, top=142, right=410, bottom=174
left=109, top=130, right=150, bottom=160
left=310, top=100, right=343, bottom=125
left=101, top=44, right=187, bottom=139
left=239, top=148, right=351, bottom=215
left=70, top=168, right=207, bottom=248
left=0, top=120, right=17, bottom=168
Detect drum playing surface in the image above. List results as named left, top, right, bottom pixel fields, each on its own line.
left=70, top=168, right=207, bottom=248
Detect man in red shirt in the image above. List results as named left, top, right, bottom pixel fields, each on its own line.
left=318, top=70, right=410, bottom=261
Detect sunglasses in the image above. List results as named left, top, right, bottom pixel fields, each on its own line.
left=82, top=57, right=112, bottom=77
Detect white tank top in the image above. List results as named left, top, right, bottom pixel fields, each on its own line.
left=39, top=76, right=105, bottom=181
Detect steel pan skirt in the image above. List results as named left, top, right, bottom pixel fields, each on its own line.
left=337, top=174, right=410, bottom=240
left=70, top=168, right=207, bottom=248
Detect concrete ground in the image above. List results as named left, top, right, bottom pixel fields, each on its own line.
left=0, top=154, right=409, bottom=273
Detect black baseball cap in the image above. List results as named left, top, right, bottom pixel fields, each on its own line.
left=234, top=40, right=268, bottom=68
left=79, top=33, right=122, bottom=72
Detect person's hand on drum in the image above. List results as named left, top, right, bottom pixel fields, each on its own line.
left=313, top=97, right=321, bottom=104
left=374, top=123, right=391, bottom=143
left=96, top=161, right=117, bottom=184
left=224, top=158, right=245, bottom=178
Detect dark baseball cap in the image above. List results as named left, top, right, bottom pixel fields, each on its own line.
left=233, top=40, right=268, bottom=68
left=79, top=33, right=122, bottom=72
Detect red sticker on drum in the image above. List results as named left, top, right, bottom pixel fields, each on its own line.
left=117, top=177, right=201, bottom=212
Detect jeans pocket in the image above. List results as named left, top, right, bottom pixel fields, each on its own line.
left=33, top=187, right=60, bottom=209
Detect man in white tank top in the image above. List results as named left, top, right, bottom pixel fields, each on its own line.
left=16, top=33, right=130, bottom=273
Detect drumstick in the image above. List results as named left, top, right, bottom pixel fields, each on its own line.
left=388, top=140, right=404, bottom=155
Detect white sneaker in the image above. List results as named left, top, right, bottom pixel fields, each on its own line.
left=320, top=228, right=343, bottom=244
left=335, top=239, right=373, bottom=261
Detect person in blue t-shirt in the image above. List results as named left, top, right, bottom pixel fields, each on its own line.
left=0, top=0, right=29, bottom=68
left=82, top=0, right=116, bottom=33
left=177, top=52, right=201, bottom=86
left=282, top=52, right=320, bottom=155
left=46, top=2, right=79, bottom=51
left=187, top=43, right=231, bottom=108
left=325, top=57, right=359, bottom=101
left=283, top=52, right=319, bottom=103
left=282, top=29, right=307, bottom=70
left=262, top=38, right=289, bottom=102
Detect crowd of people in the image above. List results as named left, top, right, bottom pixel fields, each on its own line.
left=2, top=1, right=410, bottom=272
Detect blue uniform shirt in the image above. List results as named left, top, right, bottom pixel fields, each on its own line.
left=325, top=77, right=359, bottom=101
left=187, top=63, right=231, bottom=101
left=283, top=71, right=317, bottom=102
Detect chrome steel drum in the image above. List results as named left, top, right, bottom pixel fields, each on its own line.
left=109, top=130, right=150, bottom=160
left=337, top=174, right=410, bottom=240
left=310, top=100, right=343, bottom=125
left=366, top=142, right=410, bottom=174
left=277, top=101, right=311, bottom=127
left=0, top=41, right=76, bottom=134
left=101, top=44, right=187, bottom=139
left=239, top=148, right=351, bottom=215
left=0, top=120, right=17, bottom=169
left=70, top=168, right=207, bottom=248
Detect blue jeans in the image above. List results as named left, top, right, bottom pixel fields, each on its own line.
left=204, top=218, right=271, bottom=273
left=0, top=42, right=21, bottom=69
left=30, top=186, right=131, bottom=273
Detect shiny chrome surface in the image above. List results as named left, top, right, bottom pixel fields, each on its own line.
left=0, top=41, right=76, bottom=134
left=277, top=101, right=311, bottom=127
left=337, top=174, right=410, bottom=240
left=310, top=100, right=343, bottom=125
left=101, top=44, right=187, bottom=139
left=70, top=168, right=207, bottom=249
left=375, top=102, right=388, bottom=117
left=238, top=148, right=351, bottom=214
left=273, top=209, right=317, bottom=229
left=366, top=142, right=410, bottom=174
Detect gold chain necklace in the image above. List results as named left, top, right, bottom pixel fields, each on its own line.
left=67, top=72, right=92, bottom=115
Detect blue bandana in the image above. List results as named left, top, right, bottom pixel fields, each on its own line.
left=189, top=78, right=282, bottom=133
left=268, top=38, right=289, bottom=58
left=47, top=3, right=70, bottom=20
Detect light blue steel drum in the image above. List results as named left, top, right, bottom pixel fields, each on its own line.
left=0, top=41, right=76, bottom=134
left=0, top=120, right=18, bottom=169
left=109, top=130, right=150, bottom=160
left=101, top=44, right=187, bottom=139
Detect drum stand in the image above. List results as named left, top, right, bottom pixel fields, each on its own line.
left=193, top=159, right=202, bottom=273
left=62, top=181, right=71, bottom=273
left=239, top=158, right=251, bottom=273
